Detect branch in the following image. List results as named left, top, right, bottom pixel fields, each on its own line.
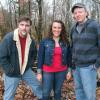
left=92, top=0, right=100, bottom=4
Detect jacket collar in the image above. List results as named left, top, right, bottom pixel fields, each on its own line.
left=13, top=28, right=31, bottom=42
left=13, top=28, right=32, bottom=75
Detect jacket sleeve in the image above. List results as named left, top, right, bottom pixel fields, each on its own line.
left=95, top=22, right=100, bottom=68
left=33, top=40, right=37, bottom=61
left=67, top=45, right=72, bottom=70
left=37, top=40, right=45, bottom=73
left=0, top=36, right=12, bottom=72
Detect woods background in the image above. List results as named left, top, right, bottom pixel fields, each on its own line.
left=0, top=0, right=100, bottom=43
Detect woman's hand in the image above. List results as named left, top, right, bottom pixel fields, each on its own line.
left=37, top=73, right=42, bottom=82
left=66, top=71, right=72, bottom=81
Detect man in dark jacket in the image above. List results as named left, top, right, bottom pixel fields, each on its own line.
left=71, top=3, right=100, bottom=100
left=0, top=16, right=42, bottom=100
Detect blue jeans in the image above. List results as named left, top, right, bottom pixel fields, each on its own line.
left=42, top=70, right=67, bottom=100
left=3, top=68, right=42, bottom=100
left=73, top=65, right=97, bottom=100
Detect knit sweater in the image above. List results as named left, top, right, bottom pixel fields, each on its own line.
left=71, top=19, right=100, bottom=68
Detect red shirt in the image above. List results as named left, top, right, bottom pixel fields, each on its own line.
left=43, top=47, right=67, bottom=72
left=19, top=35, right=26, bottom=65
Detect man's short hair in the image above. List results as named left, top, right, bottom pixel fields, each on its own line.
left=18, top=16, right=32, bottom=25
left=71, top=3, right=86, bottom=13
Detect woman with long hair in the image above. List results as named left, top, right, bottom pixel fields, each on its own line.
left=37, top=20, right=72, bottom=100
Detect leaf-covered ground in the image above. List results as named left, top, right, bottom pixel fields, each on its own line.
left=0, top=69, right=100, bottom=100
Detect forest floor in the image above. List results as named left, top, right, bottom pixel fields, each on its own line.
left=0, top=69, right=100, bottom=100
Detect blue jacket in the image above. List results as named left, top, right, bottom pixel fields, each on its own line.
left=37, top=38, right=71, bottom=70
left=0, top=31, right=37, bottom=77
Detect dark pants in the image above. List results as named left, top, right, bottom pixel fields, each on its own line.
left=42, top=70, right=67, bottom=100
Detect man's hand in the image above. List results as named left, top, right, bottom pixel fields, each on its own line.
left=97, top=67, right=100, bottom=79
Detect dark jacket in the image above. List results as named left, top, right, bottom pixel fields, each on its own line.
left=0, top=31, right=37, bottom=77
left=71, top=19, right=100, bottom=68
left=37, top=38, right=71, bottom=70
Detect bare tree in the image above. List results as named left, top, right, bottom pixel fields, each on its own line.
left=92, top=0, right=100, bottom=22
left=35, top=0, right=43, bottom=43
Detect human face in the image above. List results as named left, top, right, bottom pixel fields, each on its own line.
left=52, top=22, right=62, bottom=38
left=18, top=21, right=31, bottom=37
left=73, top=8, right=88, bottom=23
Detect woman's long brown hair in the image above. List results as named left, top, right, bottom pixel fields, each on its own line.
left=48, top=20, right=69, bottom=44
